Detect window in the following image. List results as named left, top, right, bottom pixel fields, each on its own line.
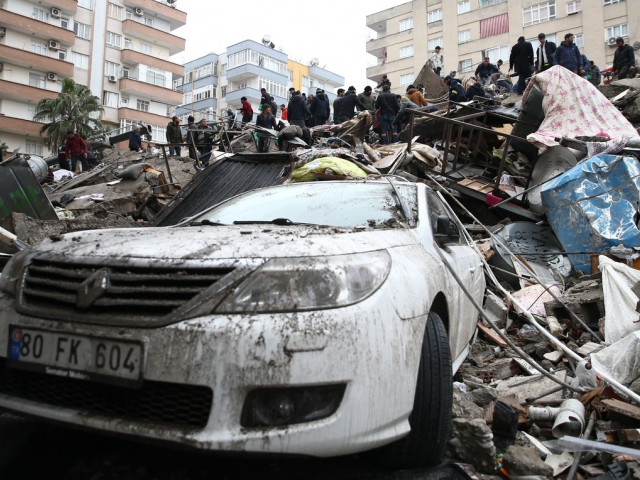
left=137, top=99, right=149, bottom=112
left=143, top=16, right=154, bottom=27
left=459, top=59, right=473, bottom=73
left=105, top=61, right=119, bottom=76
left=58, top=49, right=67, bottom=60
left=221, top=86, right=227, bottom=97
left=32, top=8, right=49, bottom=22
left=146, top=67, right=166, bottom=87
left=399, top=18, right=413, bottom=32
left=60, top=17, right=70, bottom=29
left=399, top=45, right=414, bottom=59
left=485, top=45, right=509, bottom=65
left=27, top=106, right=36, bottom=121
left=124, top=37, right=132, bottom=49
left=259, top=77, right=287, bottom=99
left=72, top=52, right=90, bottom=69
left=103, top=91, right=118, bottom=108
left=121, top=95, right=129, bottom=106
left=77, top=0, right=92, bottom=9
left=108, top=3, right=123, bottom=19
left=605, top=23, right=628, bottom=40
left=193, top=85, right=214, bottom=102
left=604, top=0, right=623, bottom=4
left=567, top=0, right=582, bottom=14
left=139, top=42, right=151, bottom=54
left=228, top=49, right=286, bottom=75
left=26, top=140, right=43, bottom=156
left=122, top=66, right=130, bottom=78
left=479, top=0, right=507, bottom=6
left=400, top=73, right=415, bottom=86
left=74, top=22, right=91, bottom=40
left=428, top=37, right=443, bottom=52
left=106, top=31, right=122, bottom=48
left=31, top=41, right=47, bottom=55
left=458, top=30, right=471, bottom=43
left=523, top=1, right=556, bottom=27
left=574, top=34, right=584, bottom=48
left=428, top=9, right=443, bottom=23
left=29, top=73, right=46, bottom=88
left=458, top=1, right=471, bottom=14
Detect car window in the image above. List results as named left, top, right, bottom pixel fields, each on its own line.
left=425, top=189, right=464, bottom=245
left=193, top=182, right=418, bottom=229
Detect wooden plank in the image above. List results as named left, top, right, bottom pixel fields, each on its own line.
left=477, top=321, right=508, bottom=348
left=602, top=398, right=640, bottom=421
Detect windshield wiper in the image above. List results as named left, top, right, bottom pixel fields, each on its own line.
left=386, top=177, right=415, bottom=227
left=234, top=218, right=316, bottom=226
left=189, top=219, right=226, bottom=226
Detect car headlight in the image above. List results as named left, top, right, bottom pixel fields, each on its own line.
left=0, top=249, right=32, bottom=296
left=215, top=250, right=391, bottom=313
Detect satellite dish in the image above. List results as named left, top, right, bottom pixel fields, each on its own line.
left=310, top=58, right=319, bottom=66
left=262, top=34, right=271, bottom=46
left=166, top=0, right=176, bottom=4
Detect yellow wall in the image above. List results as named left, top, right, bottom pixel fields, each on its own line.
left=287, top=60, right=309, bottom=92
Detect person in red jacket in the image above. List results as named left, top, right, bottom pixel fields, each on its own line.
left=64, top=130, right=88, bottom=172
left=239, top=96, right=253, bottom=125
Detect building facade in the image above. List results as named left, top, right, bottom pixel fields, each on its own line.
left=366, top=0, right=635, bottom=90
left=0, top=0, right=186, bottom=156
left=175, top=39, right=345, bottom=123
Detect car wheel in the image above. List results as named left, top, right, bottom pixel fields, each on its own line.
left=375, top=311, right=453, bottom=468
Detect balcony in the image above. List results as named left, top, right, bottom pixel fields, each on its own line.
left=0, top=10, right=76, bottom=46
left=119, top=77, right=182, bottom=104
left=117, top=107, right=171, bottom=126
left=225, top=87, right=261, bottom=107
left=122, top=1, right=187, bottom=31
left=121, top=49, right=184, bottom=76
left=308, top=66, right=344, bottom=86
left=0, top=115, right=44, bottom=137
left=0, top=44, right=74, bottom=77
left=122, top=19, right=185, bottom=56
left=30, top=0, right=78, bottom=13
left=366, top=30, right=414, bottom=60
left=0, top=79, right=58, bottom=103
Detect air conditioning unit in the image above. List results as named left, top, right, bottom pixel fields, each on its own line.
left=134, top=7, right=143, bottom=16
left=0, top=27, right=6, bottom=38
left=51, top=7, right=61, bottom=17
left=48, top=40, right=60, bottom=49
left=108, top=74, right=117, bottom=82
left=47, top=72, right=57, bottom=81
left=608, top=37, right=618, bottom=45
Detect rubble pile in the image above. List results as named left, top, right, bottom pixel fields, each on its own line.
left=3, top=65, right=640, bottom=478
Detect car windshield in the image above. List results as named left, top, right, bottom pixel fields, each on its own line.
left=190, top=182, right=418, bottom=229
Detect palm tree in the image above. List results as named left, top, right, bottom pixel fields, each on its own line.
left=33, top=78, right=104, bottom=152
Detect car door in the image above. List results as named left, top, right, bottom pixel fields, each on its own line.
left=425, top=189, right=484, bottom=360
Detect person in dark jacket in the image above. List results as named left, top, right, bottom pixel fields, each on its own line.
left=255, top=106, right=278, bottom=152
left=333, top=88, right=345, bottom=123
left=374, top=84, right=399, bottom=144
left=357, top=86, right=375, bottom=112
left=613, top=37, right=636, bottom=80
left=554, top=33, right=584, bottom=75
left=535, top=33, right=556, bottom=73
left=259, top=88, right=271, bottom=112
left=129, top=126, right=142, bottom=151
left=310, top=88, right=330, bottom=126
left=475, top=57, right=499, bottom=86
left=509, top=36, right=534, bottom=94
left=586, top=60, right=601, bottom=86
left=337, top=86, right=366, bottom=123
left=287, top=91, right=312, bottom=144
left=165, top=115, right=182, bottom=156
left=57, top=144, right=70, bottom=170
left=445, top=76, right=467, bottom=103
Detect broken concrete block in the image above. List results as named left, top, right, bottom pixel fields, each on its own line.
left=543, top=350, right=563, bottom=364
left=502, top=445, right=554, bottom=477
left=484, top=290, right=509, bottom=329
left=470, top=386, right=499, bottom=408
left=448, top=418, right=496, bottom=474
left=544, top=279, right=605, bottom=329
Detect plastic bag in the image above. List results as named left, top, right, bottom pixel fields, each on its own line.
left=599, top=255, right=640, bottom=343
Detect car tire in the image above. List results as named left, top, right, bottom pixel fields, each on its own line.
left=375, top=311, right=453, bottom=468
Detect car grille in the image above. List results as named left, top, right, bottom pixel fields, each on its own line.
left=0, top=358, right=212, bottom=428
left=18, top=257, right=235, bottom=325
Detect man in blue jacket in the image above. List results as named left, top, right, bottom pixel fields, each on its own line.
left=554, top=33, right=584, bottom=75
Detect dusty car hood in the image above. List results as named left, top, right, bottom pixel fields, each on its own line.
left=38, top=225, right=418, bottom=260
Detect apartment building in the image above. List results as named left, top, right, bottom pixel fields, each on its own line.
left=366, top=0, right=636, bottom=90
left=0, top=0, right=186, bottom=156
left=175, top=39, right=345, bottom=123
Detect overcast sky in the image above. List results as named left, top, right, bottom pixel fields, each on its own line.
left=170, top=0, right=406, bottom=91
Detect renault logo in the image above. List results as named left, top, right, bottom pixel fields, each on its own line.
left=77, top=268, right=110, bottom=309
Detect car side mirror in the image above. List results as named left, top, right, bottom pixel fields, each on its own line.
left=435, top=215, right=460, bottom=244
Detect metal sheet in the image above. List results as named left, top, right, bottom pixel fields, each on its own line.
left=0, top=156, right=57, bottom=221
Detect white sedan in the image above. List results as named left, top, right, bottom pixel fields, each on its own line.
left=0, top=178, right=484, bottom=468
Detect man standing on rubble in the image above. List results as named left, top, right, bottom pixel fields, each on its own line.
left=239, top=96, right=253, bottom=125
left=613, top=37, right=636, bottom=80
left=554, top=33, right=584, bottom=75
left=165, top=115, right=182, bottom=156
left=333, top=88, right=345, bottom=124
left=358, top=86, right=375, bottom=113
left=430, top=46, right=444, bottom=76
left=475, top=57, right=499, bottom=86
left=374, top=84, right=399, bottom=145
left=287, top=90, right=312, bottom=144
left=310, top=88, right=330, bottom=126
left=509, top=36, right=534, bottom=95
left=535, top=33, right=556, bottom=73
left=337, top=86, right=366, bottom=123
left=255, top=106, right=278, bottom=152
left=64, top=130, right=88, bottom=173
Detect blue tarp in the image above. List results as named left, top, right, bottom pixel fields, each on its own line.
left=541, top=154, right=640, bottom=274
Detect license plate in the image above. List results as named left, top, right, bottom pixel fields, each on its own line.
left=8, top=325, right=143, bottom=387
